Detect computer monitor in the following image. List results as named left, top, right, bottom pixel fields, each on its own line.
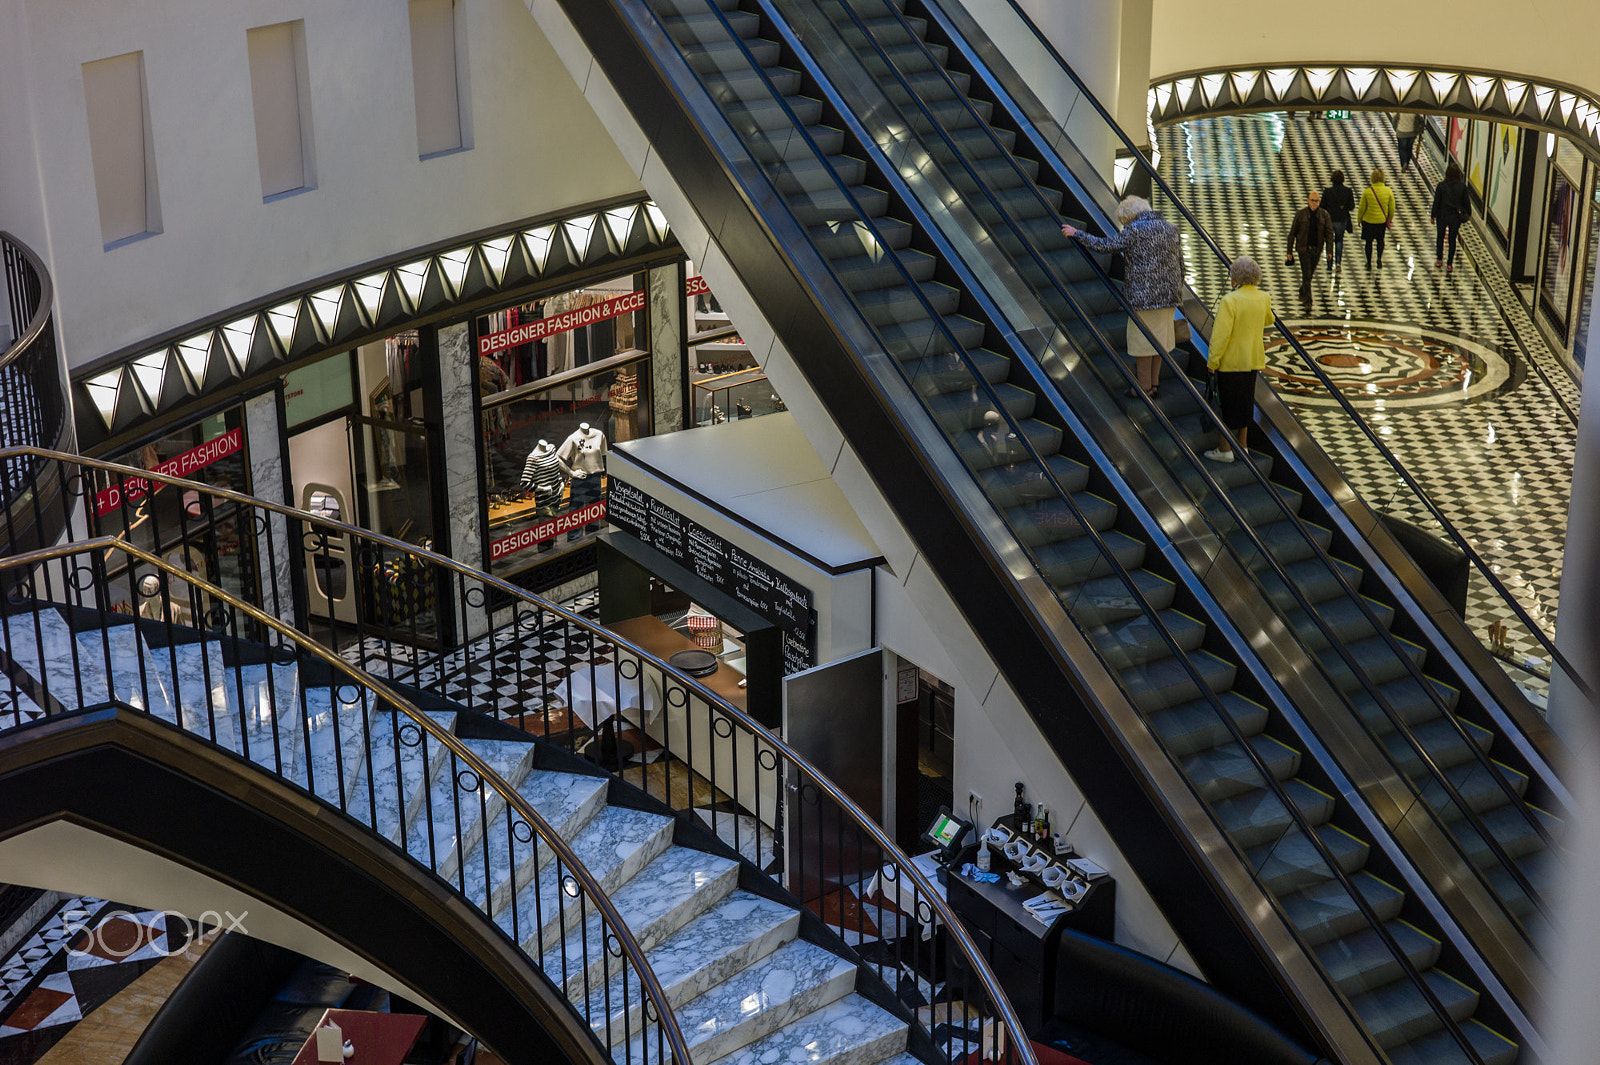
left=922, top=806, right=972, bottom=864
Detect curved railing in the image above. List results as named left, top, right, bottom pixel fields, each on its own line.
left=919, top=0, right=1591, bottom=710
left=0, top=448, right=1038, bottom=1065
left=0, top=536, right=691, bottom=1065
left=0, top=232, right=72, bottom=559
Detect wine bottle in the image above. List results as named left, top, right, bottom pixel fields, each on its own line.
left=1013, top=782, right=1030, bottom=830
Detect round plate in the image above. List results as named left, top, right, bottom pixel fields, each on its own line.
left=669, top=649, right=719, bottom=677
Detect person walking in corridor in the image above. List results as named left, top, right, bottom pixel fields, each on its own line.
left=1357, top=168, right=1397, bottom=269
left=1395, top=113, right=1422, bottom=171
left=1286, top=191, right=1334, bottom=303
left=1431, top=161, right=1471, bottom=272
left=1204, top=257, right=1272, bottom=464
left=1063, top=195, right=1183, bottom=399
left=1320, top=170, right=1355, bottom=267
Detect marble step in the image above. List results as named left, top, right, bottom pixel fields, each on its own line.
left=0, top=609, right=110, bottom=709
left=579, top=891, right=802, bottom=1043
left=615, top=938, right=857, bottom=1065
left=494, top=804, right=676, bottom=954
left=703, top=992, right=907, bottom=1065
left=544, top=844, right=741, bottom=1000
left=406, top=736, right=538, bottom=876
left=454, top=768, right=611, bottom=915
left=296, top=687, right=378, bottom=810
left=77, top=624, right=169, bottom=718
left=344, top=711, right=458, bottom=841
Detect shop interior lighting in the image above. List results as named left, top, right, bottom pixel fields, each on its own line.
left=603, top=206, right=635, bottom=247
left=524, top=225, right=556, bottom=271
left=1155, top=82, right=1173, bottom=114
left=643, top=202, right=669, bottom=238
left=1464, top=74, right=1494, bottom=108
left=1534, top=85, right=1557, bottom=118
left=1425, top=70, right=1458, bottom=101
left=352, top=273, right=386, bottom=321
left=221, top=317, right=257, bottom=369
left=1501, top=79, right=1528, bottom=112
left=176, top=333, right=213, bottom=385
left=1303, top=68, right=1336, bottom=99
left=1385, top=68, right=1419, bottom=98
left=129, top=352, right=166, bottom=405
left=1344, top=67, right=1378, bottom=97
left=395, top=259, right=429, bottom=309
left=438, top=246, right=472, bottom=297
left=564, top=214, right=598, bottom=260
left=84, top=372, right=122, bottom=427
left=1547, top=132, right=1557, bottom=156
left=309, top=286, right=343, bottom=333
left=266, top=301, right=300, bottom=351
left=1174, top=77, right=1197, bottom=107
left=1229, top=70, right=1259, bottom=101
left=1199, top=73, right=1226, bottom=107
left=480, top=237, right=514, bottom=285
left=1559, top=91, right=1577, bottom=122
left=1263, top=69, right=1296, bottom=100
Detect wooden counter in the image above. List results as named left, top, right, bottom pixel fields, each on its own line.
left=606, top=614, right=748, bottom=712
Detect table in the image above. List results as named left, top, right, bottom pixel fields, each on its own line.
left=605, top=615, right=749, bottom=713
left=291, top=1009, right=427, bottom=1065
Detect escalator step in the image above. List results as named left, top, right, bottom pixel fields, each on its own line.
left=852, top=283, right=962, bottom=326
left=1057, top=568, right=1178, bottom=627
left=928, top=382, right=1034, bottom=432
left=1031, top=530, right=1143, bottom=586
left=975, top=453, right=1091, bottom=508
left=1185, top=733, right=1301, bottom=804
left=952, top=417, right=1062, bottom=471
left=1247, top=821, right=1371, bottom=897
left=1383, top=1019, right=1518, bottom=1065
left=786, top=184, right=890, bottom=224
left=829, top=247, right=938, bottom=290
left=1149, top=691, right=1271, bottom=757
left=1090, top=609, right=1207, bottom=672
left=1118, top=648, right=1236, bottom=713
left=1004, top=492, right=1116, bottom=547
left=662, top=11, right=762, bottom=45
left=905, top=348, right=1010, bottom=398
left=1281, top=870, right=1405, bottom=946
left=1215, top=778, right=1335, bottom=850
left=725, top=95, right=825, bottom=132
left=808, top=215, right=913, bottom=256
left=1316, top=920, right=1441, bottom=997
left=682, top=37, right=781, bottom=74
left=876, top=314, right=985, bottom=357
left=1349, top=968, right=1479, bottom=1049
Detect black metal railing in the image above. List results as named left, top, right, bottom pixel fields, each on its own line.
left=0, top=232, right=72, bottom=559
left=0, top=449, right=1038, bottom=1065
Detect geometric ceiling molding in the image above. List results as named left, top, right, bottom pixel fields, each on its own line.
left=1149, top=62, right=1600, bottom=168
left=70, top=196, right=681, bottom=451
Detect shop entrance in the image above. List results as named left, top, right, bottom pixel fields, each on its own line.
left=288, top=418, right=358, bottom=627
left=891, top=655, right=955, bottom=853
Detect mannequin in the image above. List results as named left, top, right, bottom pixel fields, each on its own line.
left=521, top=439, right=566, bottom=508
left=556, top=422, right=608, bottom=540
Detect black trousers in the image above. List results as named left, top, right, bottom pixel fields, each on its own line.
left=1362, top=221, right=1388, bottom=264
left=1435, top=220, right=1462, bottom=264
left=1297, top=250, right=1320, bottom=294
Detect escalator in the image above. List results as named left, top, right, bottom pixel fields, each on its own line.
left=535, top=1, right=1561, bottom=1061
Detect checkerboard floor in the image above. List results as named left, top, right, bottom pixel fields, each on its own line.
left=1156, top=111, right=1578, bottom=699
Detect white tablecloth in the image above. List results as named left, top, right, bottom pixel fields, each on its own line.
left=549, top=655, right=665, bottom=728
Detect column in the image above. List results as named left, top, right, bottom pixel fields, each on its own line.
left=649, top=263, right=686, bottom=433
left=437, top=321, right=490, bottom=641
left=244, top=389, right=294, bottom=626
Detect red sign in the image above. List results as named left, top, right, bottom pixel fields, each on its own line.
left=489, top=500, right=608, bottom=561
left=478, top=276, right=711, bottom=355
left=94, top=428, right=244, bottom=517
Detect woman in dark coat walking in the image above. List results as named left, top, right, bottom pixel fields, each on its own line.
left=1431, top=161, right=1471, bottom=272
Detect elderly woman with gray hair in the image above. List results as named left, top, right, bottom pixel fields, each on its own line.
left=1062, top=195, right=1183, bottom=398
left=1203, top=257, right=1273, bottom=463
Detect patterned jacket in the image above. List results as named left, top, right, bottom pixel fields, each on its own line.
left=1070, top=211, right=1184, bottom=310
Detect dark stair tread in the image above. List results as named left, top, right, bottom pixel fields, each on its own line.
left=1348, top=969, right=1479, bottom=1048
left=1247, top=822, right=1371, bottom=896
left=1315, top=920, right=1442, bottom=996
left=1383, top=1020, right=1518, bottom=1065
left=1185, top=733, right=1301, bottom=803
left=1282, top=871, right=1406, bottom=947
left=1149, top=691, right=1272, bottom=756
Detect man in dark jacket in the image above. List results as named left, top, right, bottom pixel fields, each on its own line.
left=1320, top=170, right=1356, bottom=266
left=1287, top=192, right=1334, bottom=302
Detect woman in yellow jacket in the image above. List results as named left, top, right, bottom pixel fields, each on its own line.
left=1204, top=257, right=1273, bottom=463
left=1356, top=167, right=1397, bottom=269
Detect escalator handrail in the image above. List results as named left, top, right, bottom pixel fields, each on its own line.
left=0, top=445, right=1037, bottom=1065
left=0, top=535, right=694, bottom=1065
left=918, top=0, right=1592, bottom=706
left=631, top=8, right=1485, bottom=1059
left=788, top=0, right=1553, bottom=910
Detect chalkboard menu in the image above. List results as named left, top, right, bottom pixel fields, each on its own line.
left=608, top=479, right=816, bottom=674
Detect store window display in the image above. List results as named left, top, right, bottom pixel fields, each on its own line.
left=91, top=408, right=257, bottom=635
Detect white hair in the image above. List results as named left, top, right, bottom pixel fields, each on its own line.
left=1115, top=196, right=1153, bottom=226
left=1229, top=256, right=1262, bottom=287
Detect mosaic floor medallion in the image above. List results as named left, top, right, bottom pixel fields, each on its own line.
left=1264, top=321, right=1513, bottom=409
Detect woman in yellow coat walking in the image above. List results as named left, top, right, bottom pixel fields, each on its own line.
left=1356, top=167, right=1397, bottom=268
left=1204, top=257, right=1273, bottom=463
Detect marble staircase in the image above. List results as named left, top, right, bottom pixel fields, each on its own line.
left=0, top=605, right=923, bottom=1065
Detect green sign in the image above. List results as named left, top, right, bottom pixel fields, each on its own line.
left=1323, top=110, right=1352, bottom=120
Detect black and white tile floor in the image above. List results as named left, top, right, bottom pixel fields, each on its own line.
left=1156, top=111, right=1578, bottom=699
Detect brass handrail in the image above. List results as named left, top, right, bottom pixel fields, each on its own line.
left=2, top=445, right=1038, bottom=1065
left=0, top=534, right=695, bottom=1065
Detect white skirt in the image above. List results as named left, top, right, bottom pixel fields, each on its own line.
left=1126, top=306, right=1176, bottom=359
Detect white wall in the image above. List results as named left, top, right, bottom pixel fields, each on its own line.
left=1150, top=0, right=1600, bottom=101
left=0, top=0, right=641, bottom=369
